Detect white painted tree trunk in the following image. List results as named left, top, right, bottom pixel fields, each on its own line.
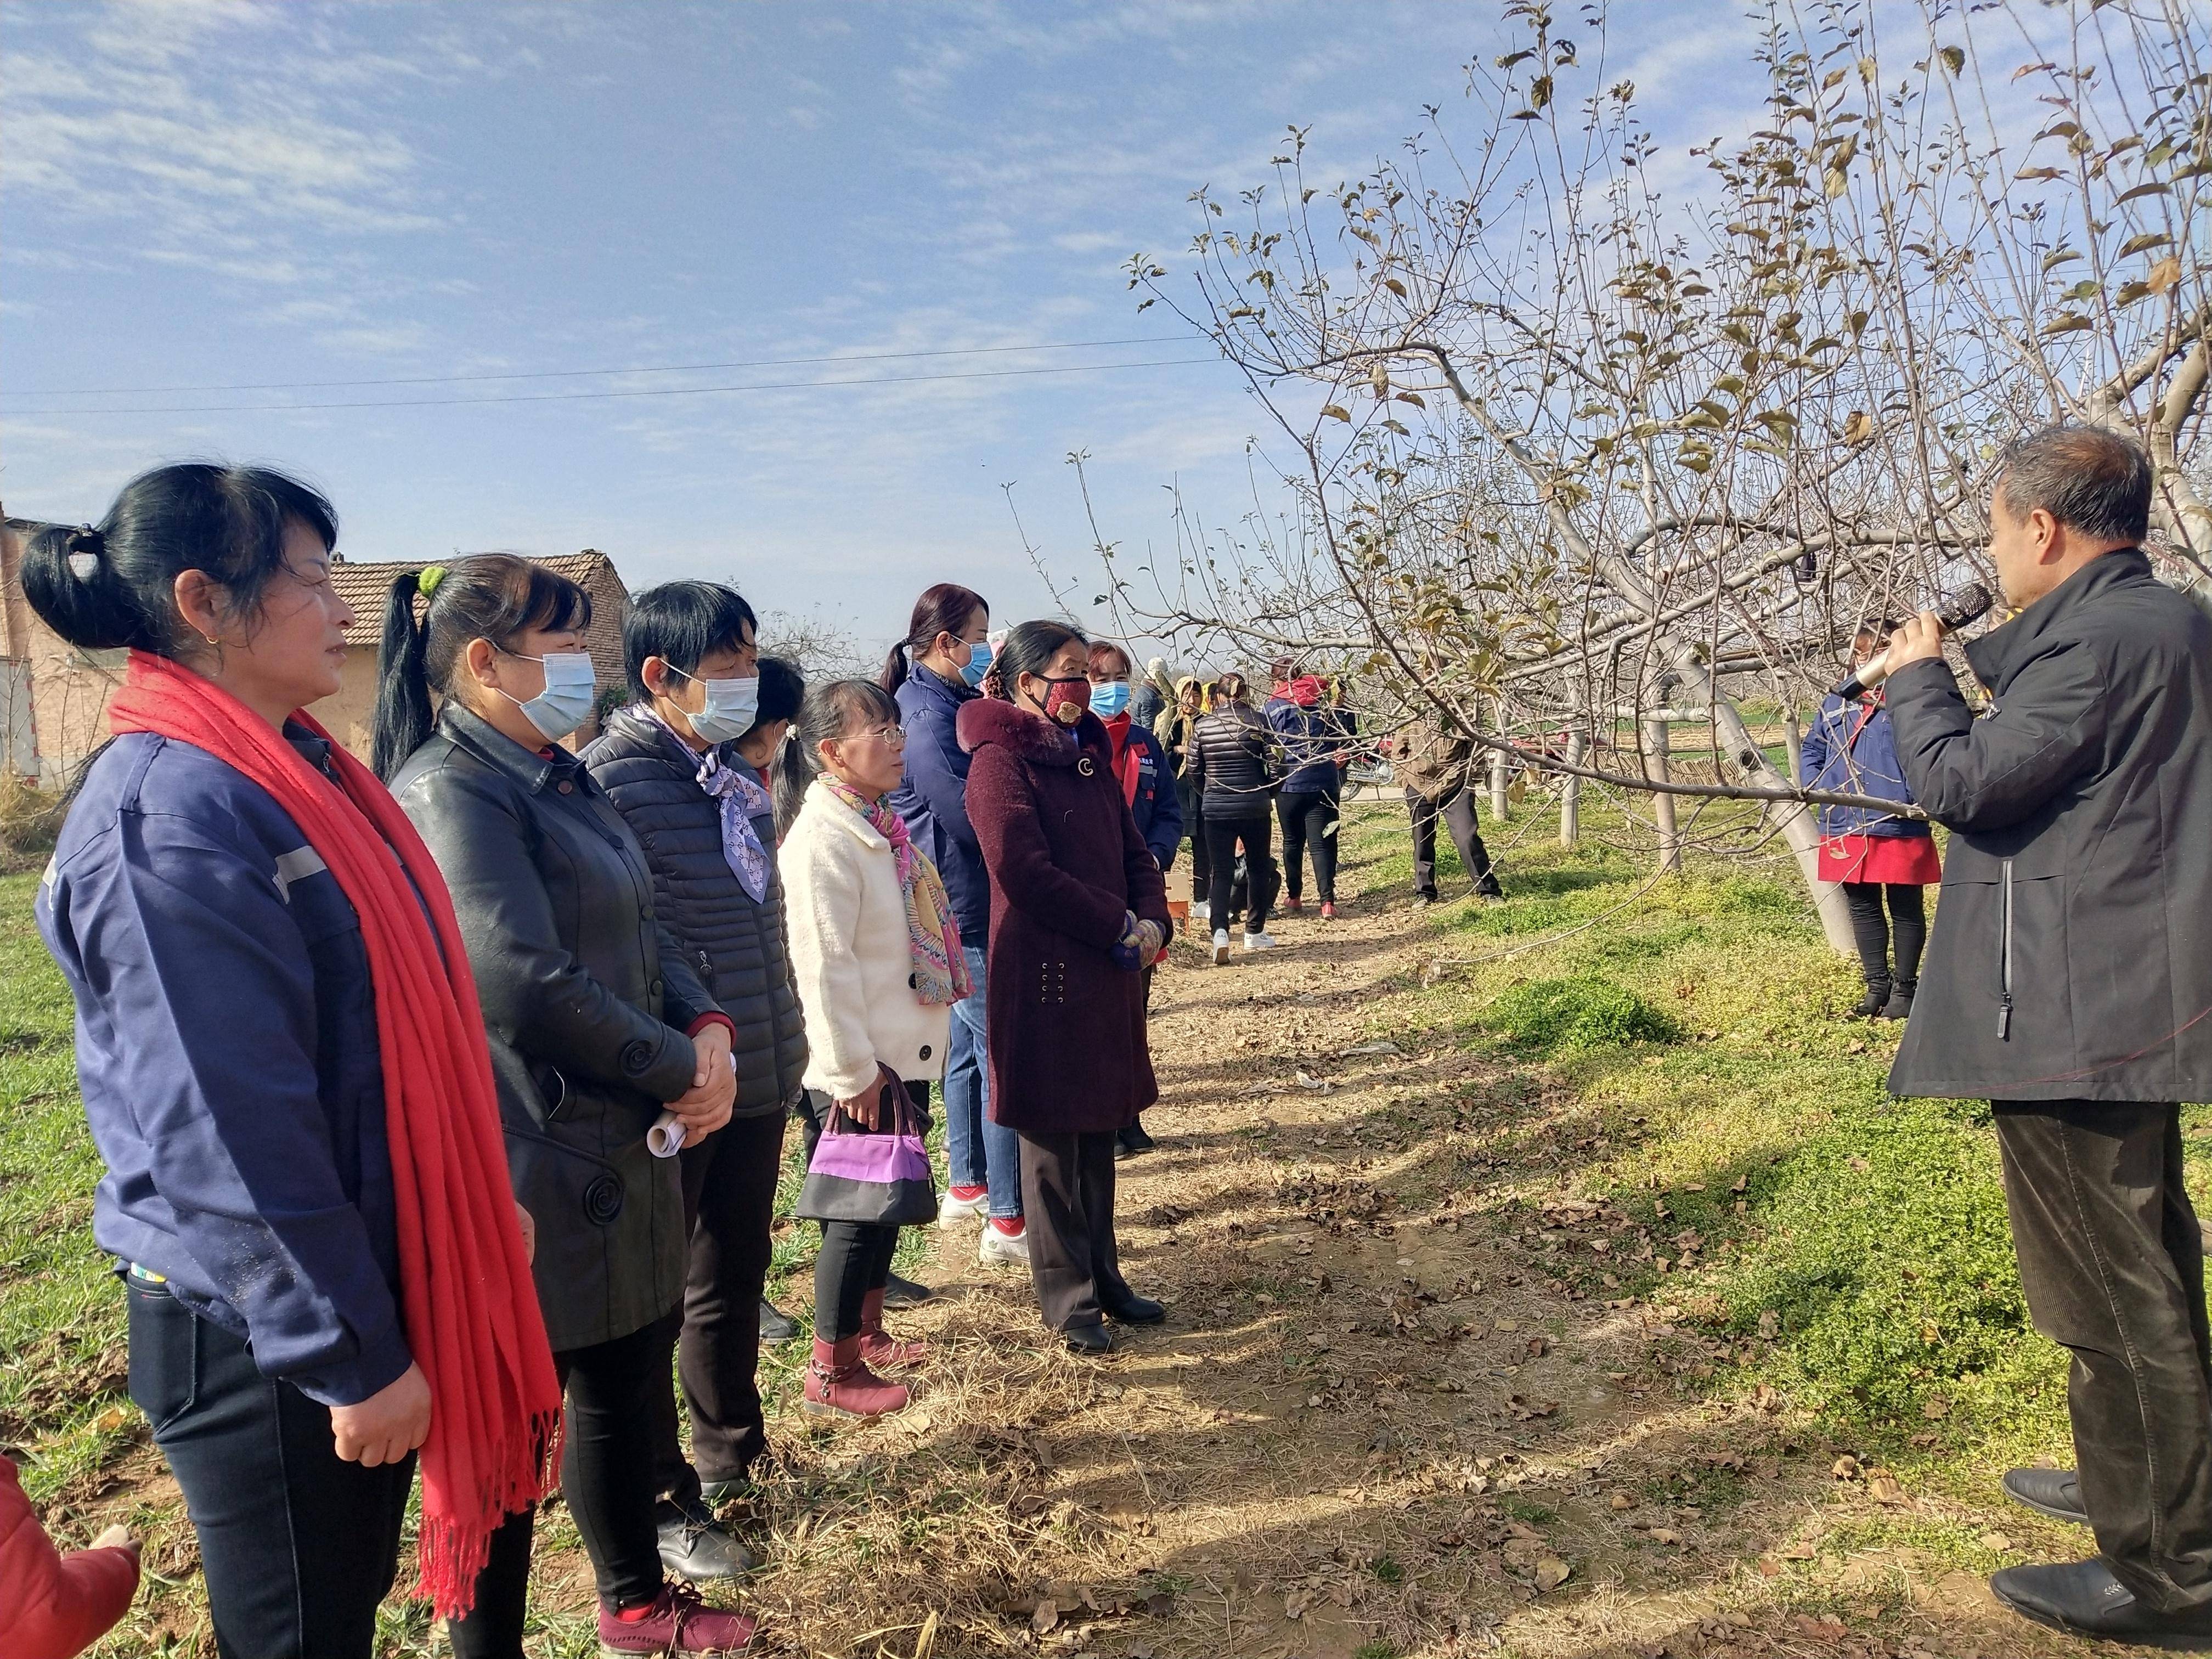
left=1559, top=728, right=1584, bottom=846
left=1645, top=716, right=1681, bottom=873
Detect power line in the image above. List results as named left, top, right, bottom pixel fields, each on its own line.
left=13, top=334, right=1197, bottom=397
left=1, top=355, right=1223, bottom=417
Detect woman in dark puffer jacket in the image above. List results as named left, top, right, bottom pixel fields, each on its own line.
left=582, top=583, right=808, bottom=1579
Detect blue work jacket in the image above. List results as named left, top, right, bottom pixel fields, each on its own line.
left=1266, top=697, right=1353, bottom=794
left=890, top=664, right=991, bottom=944
left=1799, top=692, right=1930, bottom=839
left=1109, top=715, right=1184, bottom=870
left=37, top=730, right=410, bottom=1407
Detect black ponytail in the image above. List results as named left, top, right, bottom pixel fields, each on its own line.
left=881, top=582, right=988, bottom=695
left=774, top=677, right=900, bottom=837
left=370, top=552, right=592, bottom=780
left=21, top=462, right=335, bottom=659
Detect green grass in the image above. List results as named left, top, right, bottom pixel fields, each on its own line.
left=1339, top=787, right=2178, bottom=1514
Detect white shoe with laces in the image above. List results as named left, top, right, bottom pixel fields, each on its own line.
left=1212, top=928, right=1232, bottom=966
left=978, top=1223, right=1031, bottom=1267
left=1243, top=930, right=1280, bottom=952
left=937, top=1187, right=987, bottom=1228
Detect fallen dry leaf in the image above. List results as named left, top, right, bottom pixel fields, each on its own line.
left=1535, top=1554, right=1571, bottom=1590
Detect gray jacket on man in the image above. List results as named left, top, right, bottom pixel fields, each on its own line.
left=1887, top=549, right=2212, bottom=1103
left=582, top=705, right=808, bottom=1116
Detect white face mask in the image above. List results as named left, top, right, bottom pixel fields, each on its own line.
left=501, top=650, right=597, bottom=743
left=672, top=665, right=759, bottom=744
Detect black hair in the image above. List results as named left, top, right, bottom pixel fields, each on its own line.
left=372, top=553, right=592, bottom=779
left=881, top=582, right=989, bottom=695
left=772, top=677, right=900, bottom=838
left=755, top=655, right=804, bottom=727
left=21, top=462, right=337, bottom=658
left=622, top=579, right=759, bottom=703
left=1995, top=425, right=2154, bottom=545
left=990, top=619, right=1088, bottom=708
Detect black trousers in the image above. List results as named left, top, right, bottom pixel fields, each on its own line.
left=1994, top=1101, right=2212, bottom=1613
left=1181, top=780, right=1210, bottom=896
left=126, top=1280, right=414, bottom=1659
left=1841, top=881, right=1927, bottom=989
left=1018, top=1129, right=1130, bottom=1331
left=1277, top=787, right=1340, bottom=903
left=452, top=1311, right=679, bottom=1655
left=796, top=1086, right=924, bottom=1343
left=1407, top=786, right=1503, bottom=898
left=1204, top=814, right=1276, bottom=933
left=651, top=1107, right=786, bottom=1503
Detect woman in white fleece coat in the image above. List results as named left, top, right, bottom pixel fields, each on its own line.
left=776, top=679, right=956, bottom=1421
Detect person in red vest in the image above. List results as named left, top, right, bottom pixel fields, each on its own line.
left=1, top=1455, right=139, bottom=1659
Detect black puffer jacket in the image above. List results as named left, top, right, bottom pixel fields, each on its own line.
left=1186, top=703, right=1283, bottom=817
left=391, top=702, right=712, bottom=1352
left=582, top=706, right=807, bottom=1116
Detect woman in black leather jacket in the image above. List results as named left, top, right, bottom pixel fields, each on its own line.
left=375, top=555, right=755, bottom=1657
left=582, top=582, right=808, bottom=1579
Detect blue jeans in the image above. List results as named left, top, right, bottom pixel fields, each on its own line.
left=945, top=944, right=1023, bottom=1218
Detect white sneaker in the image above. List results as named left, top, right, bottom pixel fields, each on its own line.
left=937, top=1187, right=987, bottom=1228
left=1244, top=931, right=1280, bottom=951
left=978, top=1222, right=1031, bottom=1267
left=1212, top=928, right=1232, bottom=966
left=1192, top=900, right=1210, bottom=921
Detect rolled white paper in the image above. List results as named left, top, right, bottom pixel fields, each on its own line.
left=647, top=1110, right=686, bottom=1158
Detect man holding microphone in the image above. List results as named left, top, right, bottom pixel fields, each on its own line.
left=1882, top=425, right=2212, bottom=1643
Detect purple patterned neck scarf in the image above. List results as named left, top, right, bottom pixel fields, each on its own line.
left=642, top=707, right=773, bottom=903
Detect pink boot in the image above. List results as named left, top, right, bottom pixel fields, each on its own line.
left=803, top=1336, right=910, bottom=1420
left=598, top=1581, right=756, bottom=1653
left=857, top=1286, right=928, bottom=1369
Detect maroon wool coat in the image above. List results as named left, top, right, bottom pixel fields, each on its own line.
left=957, top=698, right=1172, bottom=1135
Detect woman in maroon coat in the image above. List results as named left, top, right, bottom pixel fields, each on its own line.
left=957, top=621, right=1173, bottom=1351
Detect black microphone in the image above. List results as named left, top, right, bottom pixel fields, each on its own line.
left=1834, top=582, right=1993, bottom=700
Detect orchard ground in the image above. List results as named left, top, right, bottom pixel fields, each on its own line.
left=1, top=791, right=2191, bottom=1657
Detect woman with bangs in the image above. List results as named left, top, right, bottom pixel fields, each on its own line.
left=378, top=556, right=754, bottom=1655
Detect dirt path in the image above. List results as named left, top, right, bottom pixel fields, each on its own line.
left=738, top=832, right=2106, bottom=1659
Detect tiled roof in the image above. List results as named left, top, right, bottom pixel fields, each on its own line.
left=331, top=551, right=620, bottom=647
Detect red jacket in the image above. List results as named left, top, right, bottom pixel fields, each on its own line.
left=957, top=699, right=1170, bottom=1134
left=0, top=1456, right=139, bottom=1659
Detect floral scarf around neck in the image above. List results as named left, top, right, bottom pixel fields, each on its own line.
left=641, top=707, right=775, bottom=903
left=820, top=776, right=972, bottom=1005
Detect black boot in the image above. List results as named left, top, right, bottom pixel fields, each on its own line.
left=1849, top=973, right=1892, bottom=1018
left=1116, top=1119, right=1157, bottom=1159
left=1879, top=978, right=1916, bottom=1020
left=757, top=1298, right=800, bottom=1344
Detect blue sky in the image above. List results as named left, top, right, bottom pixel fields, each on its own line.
left=2, top=0, right=1766, bottom=654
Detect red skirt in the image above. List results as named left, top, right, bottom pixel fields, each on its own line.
left=1818, top=833, right=1941, bottom=885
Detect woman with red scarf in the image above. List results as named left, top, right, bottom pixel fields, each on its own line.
left=1087, top=642, right=1182, bottom=1157
left=25, top=466, right=560, bottom=1658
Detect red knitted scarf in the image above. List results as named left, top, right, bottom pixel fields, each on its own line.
left=108, top=652, right=561, bottom=1616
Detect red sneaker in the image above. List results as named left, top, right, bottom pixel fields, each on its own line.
left=599, top=1582, right=755, bottom=1655
left=1319, top=901, right=1337, bottom=921
left=857, top=1287, right=927, bottom=1369
left=1281, top=896, right=1304, bottom=914
left=802, top=1338, right=910, bottom=1420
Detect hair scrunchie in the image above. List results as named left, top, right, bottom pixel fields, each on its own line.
left=418, top=563, right=449, bottom=598
left=64, top=526, right=105, bottom=582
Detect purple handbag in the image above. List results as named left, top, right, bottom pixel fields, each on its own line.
left=795, top=1081, right=939, bottom=1228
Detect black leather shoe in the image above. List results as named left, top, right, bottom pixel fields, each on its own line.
left=656, top=1496, right=755, bottom=1579
left=1990, top=1559, right=2212, bottom=1647
left=1115, top=1121, right=1157, bottom=1159
left=1103, top=1294, right=1166, bottom=1325
left=1062, top=1322, right=1114, bottom=1355
left=1880, top=979, right=1917, bottom=1020
left=2004, top=1466, right=2087, bottom=1525
left=882, top=1271, right=934, bottom=1310
left=757, top=1298, right=800, bottom=1344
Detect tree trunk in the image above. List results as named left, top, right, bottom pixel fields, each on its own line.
left=1489, top=701, right=1510, bottom=821
left=1560, top=728, right=1584, bottom=846
left=1645, top=716, right=1680, bottom=873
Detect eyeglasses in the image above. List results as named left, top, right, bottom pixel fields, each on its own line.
left=849, top=724, right=908, bottom=748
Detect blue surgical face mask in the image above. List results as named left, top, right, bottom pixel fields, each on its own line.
left=957, top=637, right=994, bottom=688
left=1089, top=680, right=1132, bottom=717
left=673, top=665, right=759, bottom=744
left=501, top=649, right=597, bottom=743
